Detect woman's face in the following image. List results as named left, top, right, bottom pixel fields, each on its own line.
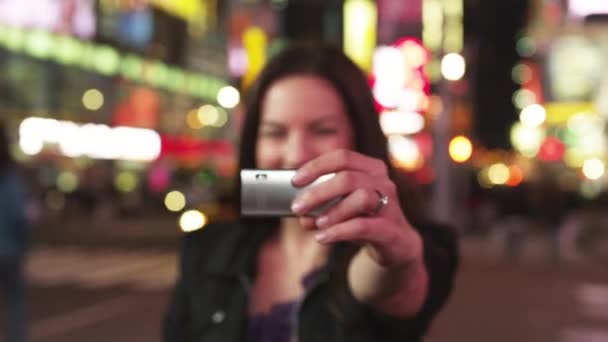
left=256, top=75, right=355, bottom=170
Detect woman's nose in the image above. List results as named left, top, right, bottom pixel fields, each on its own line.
left=284, top=133, right=315, bottom=169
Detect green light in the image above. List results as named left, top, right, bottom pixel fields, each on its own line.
left=25, top=30, right=53, bottom=59
left=79, top=43, right=97, bottom=70
left=207, top=79, right=223, bottom=101
left=121, top=55, right=144, bottom=81
left=0, top=25, right=7, bottom=45
left=166, top=68, right=186, bottom=91
left=516, top=37, right=536, bottom=57
left=53, top=36, right=82, bottom=65
left=186, top=75, right=201, bottom=96
left=193, top=75, right=216, bottom=101
left=115, top=171, right=139, bottom=193
left=146, top=62, right=168, bottom=87
left=5, top=26, right=25, bottom=51
left=94, top=46, right=120, bottom=75
left=57, top=172, right=79, bottom=193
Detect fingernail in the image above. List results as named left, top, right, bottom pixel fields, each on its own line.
left=316, top=216, right=328, bottom=228
left=314, top=231, right=328, bottom=242
left=291, top=200, right=304, bottom=213
left=292, top=170, right=307, bottom=184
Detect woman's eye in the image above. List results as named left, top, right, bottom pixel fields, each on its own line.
left=314, top=128, right=338, bottom=136
left=260, top=130, right=285, bottom=138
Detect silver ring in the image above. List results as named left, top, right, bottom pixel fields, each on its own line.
left=369, top=190, right=389, bottom=216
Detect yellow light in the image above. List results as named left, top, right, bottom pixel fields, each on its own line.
left=487, top=163, right=510, bottom=185
left=441, top=53, right=465, bottom=80
left=582, top=158, right=605, bottom=180
left=197, top=105, right=220, bottom=126
left=477, top=168, right=493, bottom=189
left=564, top=148, right=586, bottom=169
left=179, top=210, right=207, bottom=233
left=82, top=89, right=104, bottom=111
left=449, top=135, right=472, bottom=163
left=242, top=26, right=267, bottom=90
left=186, top=110, right=203, bottom=129
left=217, top=86, right=240, bottom=109
left=165, top=191, right=186, bottom=212
left=422, top=0, right=443, bottom=52
left=343, top=0, right=377, bottom=72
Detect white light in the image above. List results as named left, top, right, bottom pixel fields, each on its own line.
left=510, top=122, right=545, bottom=157
left=58, top=121, right=85, bottom=158
left=488, top=163, right=510, bottom=185
left=513, top=89, right=537, bottom=109
left=18, top=117, right=162, bottom=162
left=217, top=86, right=240, bottom=109
left=19, top=136, right=43, bottom=155
left=520, top=104, right=546, bottom=127
left=112, top=127, right=162, bottom=162
left=441, top=53, right=465, bottom=81
left=582, top=158, right=605, bottom=180
left=380, top=110, right=425, bottom=135
left=179, top=210, right=207, bottom=233
left=372, top=46, right=405, bottom=107
left=569, top=0, right=608, bottom=18
left=18, top=117, right=47, bottom=155
left=388, top=135, right=421, bottom=169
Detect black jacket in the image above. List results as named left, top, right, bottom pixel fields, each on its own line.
left=163, top=221, right=458, bottom=342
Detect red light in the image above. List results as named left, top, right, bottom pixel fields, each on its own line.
left=538, top=136, right=565, bottom=162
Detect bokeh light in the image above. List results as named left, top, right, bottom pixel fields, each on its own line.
left=165, top=190, right=186, bottom=212
left=582, top=158, right=605, bottom=180
left=487, top=163, right=510, bottom=185
left=179, top=210, right=207, bottom=233
left=115, top=171, right=139, bottom=193
left=217, top=86, right=240, bottom=109
left=82, top=88, right=104, bottom=111
left=520, top=104, right=546, bottom=128
left=56, top=171, right=79, bottom=193
left=449, top=135, right=473, bottom=163
left=441, top=53, right=465, bottom=81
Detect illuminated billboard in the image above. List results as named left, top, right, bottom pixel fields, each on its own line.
left=0, top=0, right=95, bottom=39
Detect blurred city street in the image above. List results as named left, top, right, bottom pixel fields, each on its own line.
left=1, top=1, right=608, bottom=341
left=8, top=218, right=607, bottom=342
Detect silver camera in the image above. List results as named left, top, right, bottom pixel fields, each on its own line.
left=240, top=169, right=341, bottom=217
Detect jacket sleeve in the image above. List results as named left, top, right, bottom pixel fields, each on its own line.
left=335, top=222, right=459, bottom=340
left=163, top=234, right=194, bottom=342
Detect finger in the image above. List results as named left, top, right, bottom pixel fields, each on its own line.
left=315, top=188, right=379, bottom=229
left=291, top=171, right=369, bottom=215
left=298, top=217, right=317, bottom=230
left=292, top=149, right=388, bottom=186
left=314, top=217, right=394, bottom=245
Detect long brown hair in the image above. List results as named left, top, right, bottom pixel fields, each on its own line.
left=237, top=42, right=427, bottom=226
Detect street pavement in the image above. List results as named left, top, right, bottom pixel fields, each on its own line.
left=4, top=217, right=607, bottom=342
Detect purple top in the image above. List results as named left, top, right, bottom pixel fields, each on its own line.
left=246, top=269, right=321, bottom=342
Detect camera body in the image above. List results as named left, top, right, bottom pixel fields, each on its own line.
left=240, top=169, right=340, bottom=217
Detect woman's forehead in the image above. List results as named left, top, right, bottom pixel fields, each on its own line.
left=260, top=75, right=347, bottom=121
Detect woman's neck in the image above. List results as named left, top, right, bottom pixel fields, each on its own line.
left=275, top=218, right=329, bottom=271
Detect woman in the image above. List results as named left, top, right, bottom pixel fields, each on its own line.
left=164, top=43, right=458, bottom=342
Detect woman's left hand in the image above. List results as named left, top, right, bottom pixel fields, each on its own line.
left=290, top=149, right=423, bottom=268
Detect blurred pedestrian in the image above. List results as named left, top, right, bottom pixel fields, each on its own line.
left=0, top=120, right=29, bottom=342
